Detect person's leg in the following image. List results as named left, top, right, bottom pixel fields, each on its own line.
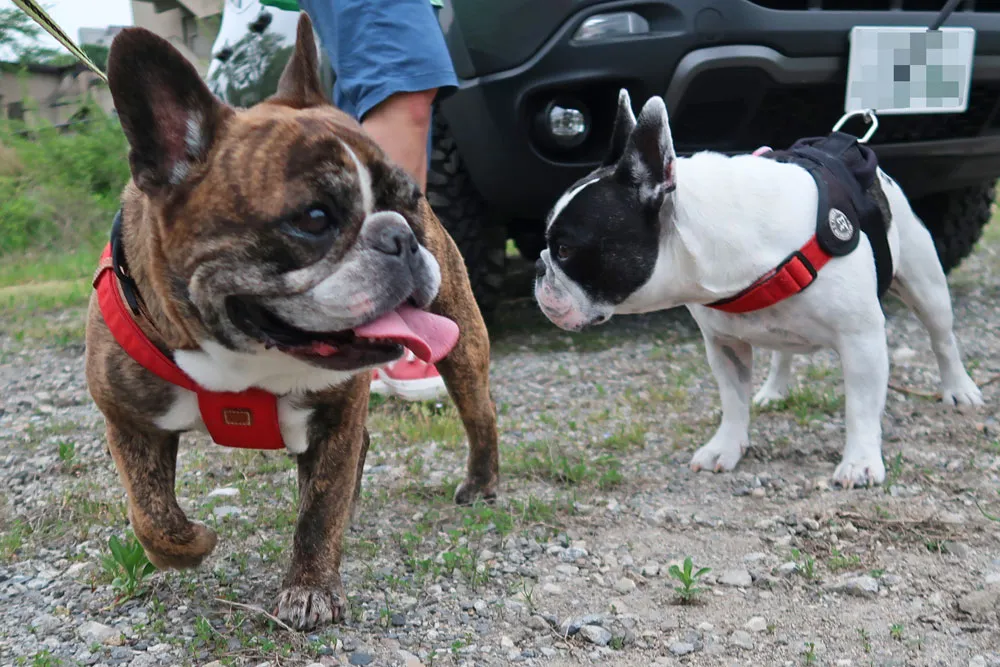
left=361, top=89, right=437, bottom=191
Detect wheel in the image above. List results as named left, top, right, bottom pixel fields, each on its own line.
left=910, top=180, right=996, bottom=274
left=426, top=110, right=506, bottom=320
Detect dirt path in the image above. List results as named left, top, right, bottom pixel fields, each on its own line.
left=2, top=235, right=999, bottom=667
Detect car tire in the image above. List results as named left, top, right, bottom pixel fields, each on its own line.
left=911, top=180, right=996, bottom=274
left=426, top=110, right=507, bottom=321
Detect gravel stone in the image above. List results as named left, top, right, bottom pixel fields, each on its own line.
left=717, top=569, right=752, bottom=587
left=745, top=617, right=768, bottom=633
left=78, top=621, right=123, bottom=646
left=827, top=575, right=880, bottom=598
left=730, top=630, right=754, bottom=650
left=579, top=625, right=612, bottom=646
left=669, top=641, right=696, bottom=656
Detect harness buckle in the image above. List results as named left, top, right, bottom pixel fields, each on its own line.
left=833, top=109, right=879, bottom=144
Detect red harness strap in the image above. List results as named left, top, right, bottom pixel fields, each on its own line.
left=706, top=235, right=832, bottom=314
left=93, top=244, right=286, bottom=450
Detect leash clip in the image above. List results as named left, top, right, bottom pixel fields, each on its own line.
left=833, top=109, right=878, bottom=144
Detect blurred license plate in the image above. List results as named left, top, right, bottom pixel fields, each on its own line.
left=845, top=25, right=975, bottom=115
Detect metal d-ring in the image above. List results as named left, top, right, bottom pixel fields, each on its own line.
left=833, top=108, right=879, bottom=144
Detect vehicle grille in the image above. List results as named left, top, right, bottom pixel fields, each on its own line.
left=747, top=0, right=1000, bottom=10
left=750, top=82, right=1000, bottom=147
left=670, top=69, right=1000, bottom=154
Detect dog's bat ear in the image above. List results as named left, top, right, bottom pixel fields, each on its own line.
left=107, top=27, right=233, bottom=198
left=602, top=88, right=637, bottom=167
left=615, top=95, right=676, bottom=209
left=272, top=12, right=329, bottom=108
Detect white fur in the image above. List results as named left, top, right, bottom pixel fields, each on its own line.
left=538, top=97, right=984, bottom=488
left=546, top=176, right=600, bottom=231
left=340, top=139, right=373, bottom=216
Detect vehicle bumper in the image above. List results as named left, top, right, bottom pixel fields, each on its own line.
left=440, top=0, right=1000, bottom=219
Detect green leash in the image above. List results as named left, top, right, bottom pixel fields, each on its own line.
left=11, top=0, right=108, bottom=82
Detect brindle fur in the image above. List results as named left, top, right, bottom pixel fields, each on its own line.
left=85, top=13, right=498, bottom=629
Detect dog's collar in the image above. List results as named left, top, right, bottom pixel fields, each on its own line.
left=93, top=210, right=286, bottom=450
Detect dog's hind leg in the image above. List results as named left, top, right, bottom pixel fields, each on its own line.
left=105, top=426, right=217, bottom=569
left=833, top=327, right=889, bottom=488
left=890, top=210, right=983, bottom=406
left=690, top=335, right=752, bottom=473
left=418, top=202, right=499, bottom=505
left=753, top=351, right=794, bottom=406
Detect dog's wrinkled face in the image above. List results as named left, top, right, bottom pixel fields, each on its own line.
left=107, top=16, right=442, bottom=371
left=534, top=90, right=677, bottom=331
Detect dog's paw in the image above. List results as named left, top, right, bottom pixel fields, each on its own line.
left=134, top=520, right=217, bottom=570
left=941, top=376, right=984, bottom=408
left=689, top=440, right=746, bottom=473
left=752, top=386, right=787, bottom=408
left=274, top=585, right=344, bottom=631
left=454, top=477, right=498, bottom=506
left=832, top=454, right=885, bottom=489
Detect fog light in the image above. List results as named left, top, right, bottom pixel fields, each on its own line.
left=549, top=105, right=587, bottom=139
left=537, top=99, right=590, bottom=150
left=573, top=11, right=650, bottom=43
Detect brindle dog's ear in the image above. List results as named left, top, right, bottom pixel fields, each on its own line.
left=271, top=12, right=329, bottom=108
left=107, top=27, right=232, bottom=198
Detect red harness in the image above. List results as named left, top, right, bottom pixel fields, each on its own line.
left=705, top=236, right=832, bottom=314
left=93, top=244, right=286, bottom=450
left=706, top=142, right=859, bottom=314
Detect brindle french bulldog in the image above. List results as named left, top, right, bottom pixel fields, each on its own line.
left=85, top=13, right=498, bottom=630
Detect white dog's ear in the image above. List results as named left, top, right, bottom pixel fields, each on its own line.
left=615, top=95, right=676, bottom=209
left=602, top=88, right=637, bottom=167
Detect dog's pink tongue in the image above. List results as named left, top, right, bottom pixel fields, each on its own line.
left=353, top=304, right=459, bottom=363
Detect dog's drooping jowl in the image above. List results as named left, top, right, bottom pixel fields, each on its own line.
left=86, top=13, right=498, bottom=630
left=535, top=88, right=983, bottom=488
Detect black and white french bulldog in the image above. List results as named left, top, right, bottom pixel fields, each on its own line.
left=535, top=89, right=983, bottom=488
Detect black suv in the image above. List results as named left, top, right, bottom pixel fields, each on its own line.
left=208, top=0, right=1000, bottom=318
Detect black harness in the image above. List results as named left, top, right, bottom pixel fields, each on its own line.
left=763, top=131, right=894, bottom=299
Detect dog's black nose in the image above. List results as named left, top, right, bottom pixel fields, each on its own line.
left=373, top=223, right=419, bottom=256
left=535, top=259, right=546, bottom=279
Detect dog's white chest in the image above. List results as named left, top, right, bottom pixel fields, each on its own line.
left=155, top=388, right=313, bottom=454
left=688, top=302, right=830, bottom=353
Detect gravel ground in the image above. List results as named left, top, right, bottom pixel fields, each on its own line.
left=2, top=231, right=1000, bottom=667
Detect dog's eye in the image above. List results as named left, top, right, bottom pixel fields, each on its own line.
left=289, top=206, right=336, bottom=237
left=556, top=244, right=573, bottom=261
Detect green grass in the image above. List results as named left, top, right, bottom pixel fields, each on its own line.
left=0, top=109, right=125, bottom=346
left=0, top=109, right=128, bottom=259
left=754, top=386, right=845, bottom=426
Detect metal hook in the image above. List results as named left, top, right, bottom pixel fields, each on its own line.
left=833, top=108, right=879, bottom=144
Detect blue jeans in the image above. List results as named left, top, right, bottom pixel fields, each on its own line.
left=297, top=0, right=458, bottom=163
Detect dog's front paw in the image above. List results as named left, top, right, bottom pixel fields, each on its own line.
left=832, top=454, right=885, bottom=489
left=454, top=476, right=498, bottom=506
left=942, top=375, right=984, bottom=408
left=274, top=584, right=345, bottom=630
left=133, top=519, right=217, bottom=570
left=689, top=439, right=746, bottom=473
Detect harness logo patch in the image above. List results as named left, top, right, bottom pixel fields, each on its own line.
left=222, top=408, right=253, bottom=427
left=828, top=208, right=854, bottom=242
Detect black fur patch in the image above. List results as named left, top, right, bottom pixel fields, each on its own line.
left=546, top=170, right=662, bottom=305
